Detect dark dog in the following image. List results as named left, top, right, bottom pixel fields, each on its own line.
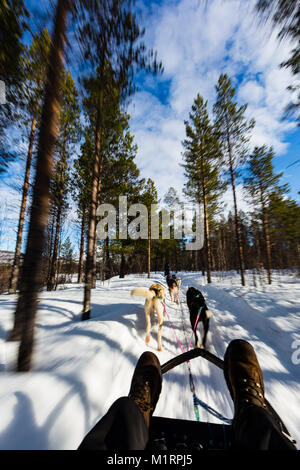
left=186, top=287, right=212, bottom=349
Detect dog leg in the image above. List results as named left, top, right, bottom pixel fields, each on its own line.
left=151, top=310, right=156, bottom=326
left=145, top=309, right=151, bottom=345
left=157, top=315, right=163, bottom=351
left=202, top=318, right=210, bottom=349
left=194, top=330, right=200, bottom=348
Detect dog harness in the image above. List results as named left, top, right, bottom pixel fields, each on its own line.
left=187, top=306, right=203, bottom=351
left=150, top=284, right=164, bottom=300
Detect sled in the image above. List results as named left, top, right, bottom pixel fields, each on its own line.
left=146, top=348, right=296, bottom=451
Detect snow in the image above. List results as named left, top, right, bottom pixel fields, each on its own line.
left=0, top=271, right=299, bottom=449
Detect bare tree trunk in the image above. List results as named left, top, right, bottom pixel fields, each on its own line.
left=194, top=248, right=198, bottom=272
left=8, top=0, right=69, bottom=371
left=263, top=212, right=272, bottom=284
left=92, top=163, right=103, bottom=288
left=202, top=178, right=212, bottom=284
left=92, top=230, right=98, bottom=288
left=119, top=248, right=125, bottom=278
left=78, top=211, right=85, bottom=283
left=227, top=139, right=246, bottom=286
left=9, top=110, right=39, bottom=294
left=82, top=89, right=103, bottom=321
left=147, top=235, right=151, bottom=279
left=105, top=235, right=110, bottom=264
left=47, top=148, right=66, bottom=291
left=255, top=230, right=262, bottom=270
left=259, top=186, right=272, bottom=284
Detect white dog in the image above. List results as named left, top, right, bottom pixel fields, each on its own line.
left=168, top=277, right=183, bottom=303
left=169, top=284, right=179, bottom=303
left=131, top=284, right=165, bottom=351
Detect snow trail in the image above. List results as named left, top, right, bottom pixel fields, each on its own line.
left=0, top=271, right=299, bottom=449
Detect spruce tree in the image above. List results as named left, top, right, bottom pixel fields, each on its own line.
left=213, top=74, right=255, bottom=286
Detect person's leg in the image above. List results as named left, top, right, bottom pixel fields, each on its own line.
left=233, top=404, right=296, bottom=450
left=78, top=397, right=148, bottom=450
left=78, top=351, right=162, bottom=451
left=224, top=339, right=297, bottom=450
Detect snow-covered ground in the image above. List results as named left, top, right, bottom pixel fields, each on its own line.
left=0, top=271, right=299, bottom=449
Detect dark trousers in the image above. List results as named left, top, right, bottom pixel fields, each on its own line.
left=78, top=397, right=148, bottom=450
left=78, top=398, right=296, bottom=451
left=233, top=405, right=296, bottom=450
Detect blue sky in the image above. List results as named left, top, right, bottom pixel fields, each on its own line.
left=128, top=0, right=300, bottom=205
left=0, top=0, right=300, bottom=252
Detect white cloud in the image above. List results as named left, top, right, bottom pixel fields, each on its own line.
left=129, top=0, right=299, bottom=206
left=238, top=81, right=265, bottom=106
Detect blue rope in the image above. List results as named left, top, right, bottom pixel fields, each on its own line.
left=179, top=292, right=232, bottom=427
left=193, top=393, right=232, bottom=425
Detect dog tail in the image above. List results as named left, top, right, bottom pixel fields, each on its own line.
left=131, top=287, right=156, bottom=300
left=205, top=309, right=213, bottom=319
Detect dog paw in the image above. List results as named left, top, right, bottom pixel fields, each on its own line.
left=157, top=346, right=162, bottom=352
left=145, top=336, right=150, bottom=344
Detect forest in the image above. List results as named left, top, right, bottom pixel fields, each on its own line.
left=0, top=0, right=299, bottom=372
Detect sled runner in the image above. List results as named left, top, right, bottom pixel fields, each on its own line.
left=146, top=348, right=296, bottom=451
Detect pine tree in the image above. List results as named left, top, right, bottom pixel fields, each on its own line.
left=183, top=93, right=225, bottom=283
left=244, top=145, right=288, bottom=284
left=59, top=236, right=75, bottom=282
left=11, top=0, right=71, bottom=371
left=8, top=29, right=51, bottom=295
left=162, top=187, right=183, bottom=273
left=47, top=70, right=81, bottom=291
left=0, top=0, right=29, bottom=173
left=255, top=2, right=300, bottom=122
left=76, top=0, right=162, bottom=320
left=140, top=179, right=159, bottom=279
left=71, top=131, right=94, bottom=284
left=268, top=193, right=300, bottom=272
left=0, top=0, right=28, bottom=82
left=213, top=74, right=255, bottom=286
left=102, top=114, right=144, bottom=279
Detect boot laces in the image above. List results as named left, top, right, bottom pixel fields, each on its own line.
left=238, top=377, right=265, bottom=406
left=129, top=381, right=154, bottom=412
